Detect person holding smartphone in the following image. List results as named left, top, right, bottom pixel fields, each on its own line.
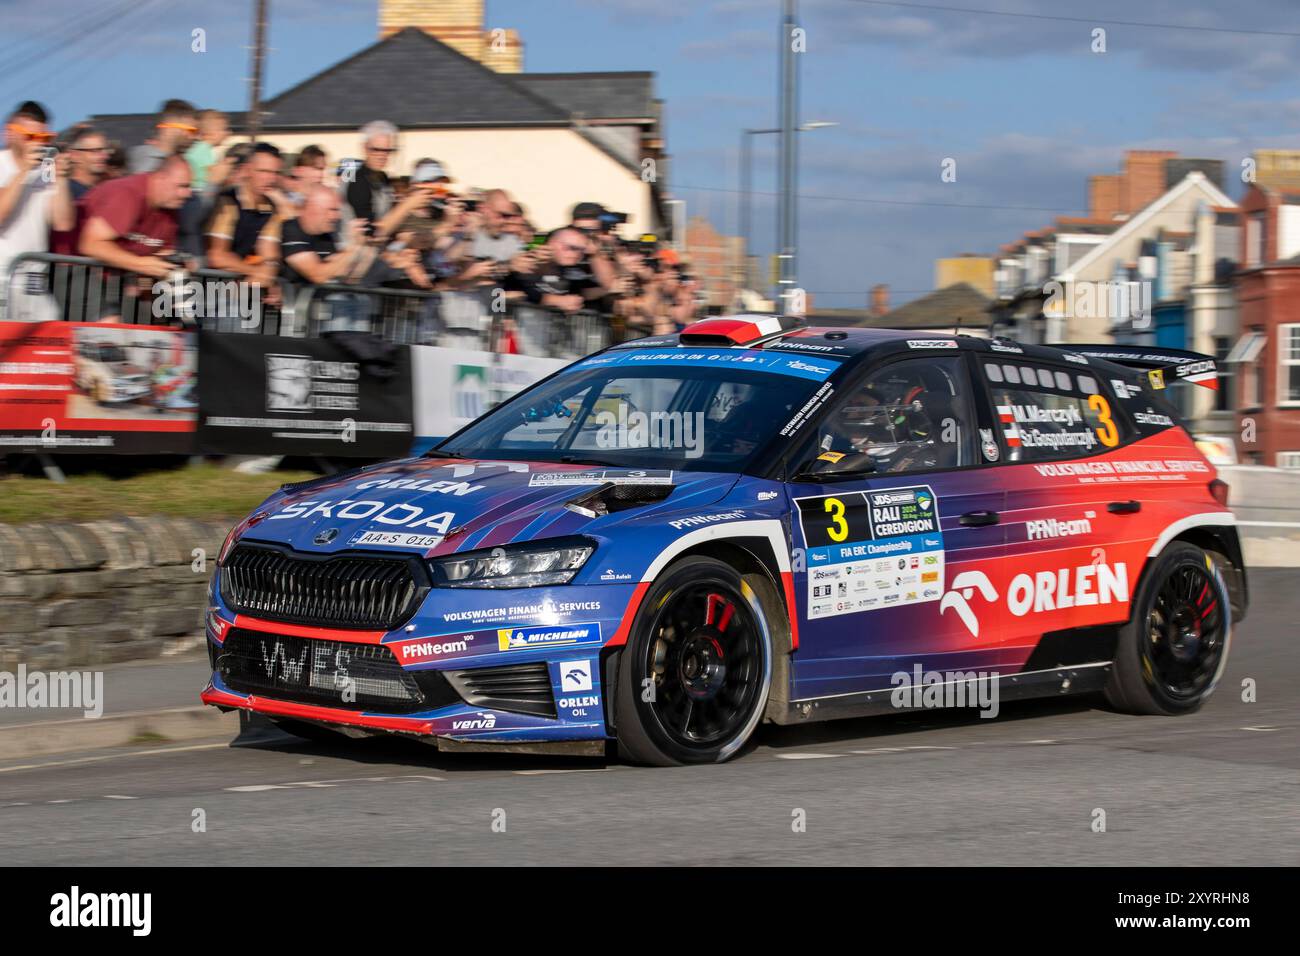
left=0, top=101, right=74, bottom=319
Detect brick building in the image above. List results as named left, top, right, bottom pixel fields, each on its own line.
left=1232, top=184, right=1300, bottom=468
left=683, top=217, right=745, bottom=313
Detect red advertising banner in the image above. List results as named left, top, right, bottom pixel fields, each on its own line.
left=0, top=321, right=197, bottom=453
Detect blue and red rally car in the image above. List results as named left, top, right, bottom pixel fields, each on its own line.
left=201, top=316, right=1246, bottom=765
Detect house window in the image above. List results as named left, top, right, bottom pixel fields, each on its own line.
left=1278, top=452, right=1300, bottom=471
left=1246, top=212, right=1265, bottom=267
left=1230, top=329, right=1266, bottom=408
left=1280, top=324, right=1300, bottom=405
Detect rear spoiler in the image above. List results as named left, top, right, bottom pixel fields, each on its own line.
left=1065, top=345, right=1218, bottom=391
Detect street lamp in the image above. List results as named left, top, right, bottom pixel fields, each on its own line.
left=739, top=121, right=837, bottom=299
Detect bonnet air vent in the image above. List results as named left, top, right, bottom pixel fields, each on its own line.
left=564, top=481, right=674, bottom=518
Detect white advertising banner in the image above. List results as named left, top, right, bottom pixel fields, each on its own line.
left=411, top=345, right=568, bottom=451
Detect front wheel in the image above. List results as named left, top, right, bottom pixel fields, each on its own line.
left=615, top=557, right=773, bottom=766
left=1104, top=542, right=1231, bottom=715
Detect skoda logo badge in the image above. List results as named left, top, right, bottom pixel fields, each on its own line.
left=314, top=528, right=339, bottom=546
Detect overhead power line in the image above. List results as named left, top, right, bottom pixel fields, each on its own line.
left=0, top=0, right=164, bottom=88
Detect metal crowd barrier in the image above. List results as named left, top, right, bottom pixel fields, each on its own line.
left=3, top=253, right=615, bottom=355
left=3, top=252, right=293, bottom=333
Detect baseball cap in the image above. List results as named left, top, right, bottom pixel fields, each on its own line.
left=412, top=158, right=449, bottom=183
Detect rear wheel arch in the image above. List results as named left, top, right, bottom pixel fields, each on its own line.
left=1166, top=525, right=1247, bottom=620
left=1106, top=539, right=1232, bottom=715
left=1130, top=522, right=1246, bottom=623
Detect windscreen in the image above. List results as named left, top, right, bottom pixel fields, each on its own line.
left=437, top=348, right=840, bottom=472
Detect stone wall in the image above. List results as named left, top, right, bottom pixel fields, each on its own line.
left=0, top=518, right=230, bottom=669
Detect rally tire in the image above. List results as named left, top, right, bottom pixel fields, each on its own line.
left=615, top=556, right=773, bottom=766
left=1104, top=542, right=1232, bottom=716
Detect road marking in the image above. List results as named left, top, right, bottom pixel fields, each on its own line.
left=1241, top=726, right=1279, bottom=732
left=775, top=752, right=846, bottom=760
left=514, top=767, right=614, bottom=775
left=103, top=794, right=137, bottom=800
left=225, top=774, right=443, bottom=793
left=0, top=741, right=229, bottom=775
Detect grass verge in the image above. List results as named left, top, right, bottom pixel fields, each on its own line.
left=0, top=463, right=317, bottom=523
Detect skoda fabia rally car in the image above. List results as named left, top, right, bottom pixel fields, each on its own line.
left=202, top=316, right=1247, bottom=765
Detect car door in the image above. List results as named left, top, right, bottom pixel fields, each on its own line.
left=977, top=355, right=1138, bottom=672
left=786, top=352, right=1008, bottom=702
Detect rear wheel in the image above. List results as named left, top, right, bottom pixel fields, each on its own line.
left=615, top=557, right=772, bottom=765
left=1105, top=542, right=1231, bottom=715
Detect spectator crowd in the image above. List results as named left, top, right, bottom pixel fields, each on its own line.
left=0, top=98, right=703, bottom=337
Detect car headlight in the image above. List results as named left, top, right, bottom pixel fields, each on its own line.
left=429, top=538, right=595, bottom=588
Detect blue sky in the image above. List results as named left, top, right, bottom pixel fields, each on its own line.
left=3, top=0, right=1299, bottom=307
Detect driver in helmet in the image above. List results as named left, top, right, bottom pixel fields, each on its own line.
left=822, top=379, right=942, bottom=473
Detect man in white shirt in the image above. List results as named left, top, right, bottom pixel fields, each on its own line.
left=0, top=101, right=74, bottom=320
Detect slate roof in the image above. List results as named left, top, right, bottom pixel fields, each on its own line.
left=518, top=73, right=656, bottom=121
left=253, top=28, right=566, bottom=129
left=868, top=283, right=994, bottom=331
left=80, top=29, right=659, bottom=177
left=71, top=113, right=188, bottom=149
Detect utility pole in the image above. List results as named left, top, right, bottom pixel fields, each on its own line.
left=776, top=0, right=799, bottom=314
left=741, top=121, right=835, bottom=297
left=247, top=0, right=269, bottom=142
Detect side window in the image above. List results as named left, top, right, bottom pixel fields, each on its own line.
left=1109, top=371, right=1185, bottom=438
left=982, top=360, right=1127, bottom=462
left=807, top=355, right=976, bottom=474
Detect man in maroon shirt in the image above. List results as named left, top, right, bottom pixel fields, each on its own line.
left=75, top=155, right=192, bottom=321
left=79, top=154, right=191, bottom=278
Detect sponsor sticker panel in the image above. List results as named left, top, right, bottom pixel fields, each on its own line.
left=796, top=484, right=946, bottom=620
left=386, top=620, right=604, bottom=666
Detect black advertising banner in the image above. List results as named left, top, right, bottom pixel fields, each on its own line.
left=197, top=331, right=413, bottom=457
left=0, top=320, right=197, bottom=454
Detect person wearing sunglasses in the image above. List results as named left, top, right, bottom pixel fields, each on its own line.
left=0, top=101, right=75, bottom=319
left=62, top=125, right=109, bottom=200
left=49, top=125, right=108, bottom=258
left=128, top=98, right=198, bottom=175
left=342, top=119, right=399, bottom=239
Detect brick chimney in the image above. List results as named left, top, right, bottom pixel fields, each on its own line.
left=1089, top=174, right=1122, bottom=220
left=1122, top=150, right=1178, bottom=215
left=870, top=284, right=889, bottom=317
left=379, top=0, right=523, bottom=71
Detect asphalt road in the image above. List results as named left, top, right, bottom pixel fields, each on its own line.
left=2, top=571, right=1296, bottom=866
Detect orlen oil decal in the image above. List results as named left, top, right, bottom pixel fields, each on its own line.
left=1006, top=562, right=1129, bottom=617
